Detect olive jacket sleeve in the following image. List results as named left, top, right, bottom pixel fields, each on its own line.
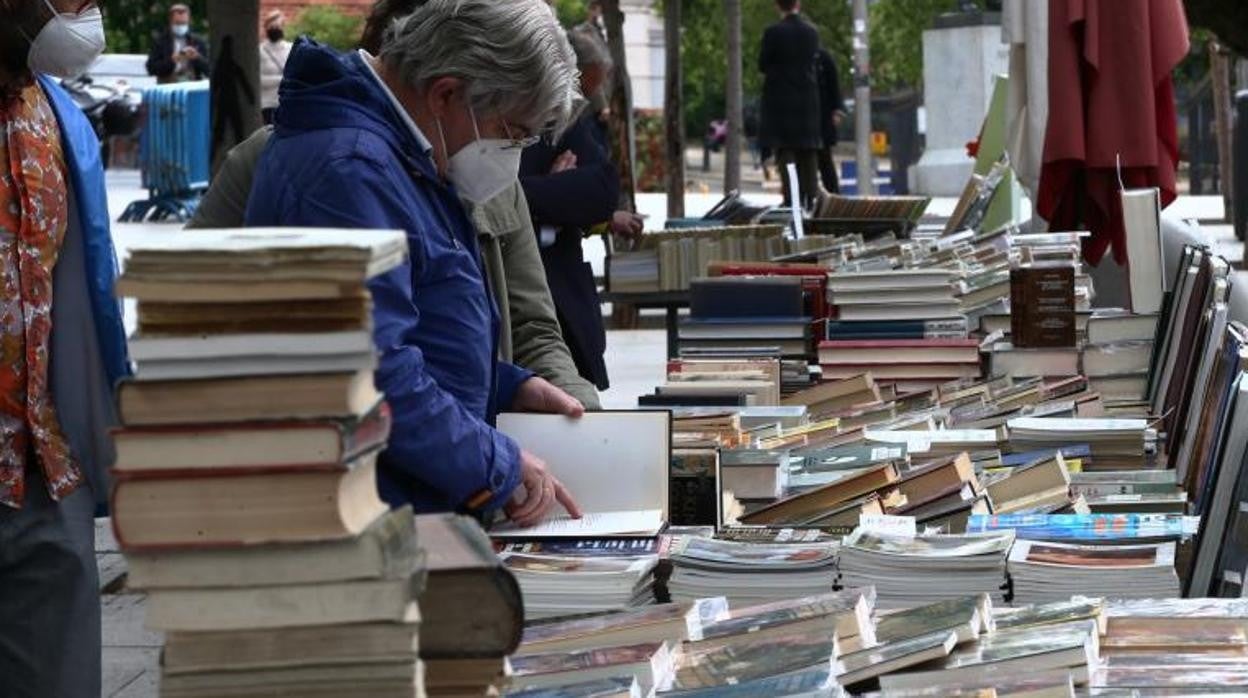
left=470, top=183, right=602, bottom=410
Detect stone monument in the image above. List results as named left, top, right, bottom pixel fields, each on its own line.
left=909, top=11, right=1008, bottom=196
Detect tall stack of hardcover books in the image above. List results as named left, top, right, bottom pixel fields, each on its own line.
left=678, top=276, right=813, bottom=364
left=111, top=229, right=432, bottom=697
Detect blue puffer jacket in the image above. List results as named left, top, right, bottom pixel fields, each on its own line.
left=245, top=40, right=530, bottom=514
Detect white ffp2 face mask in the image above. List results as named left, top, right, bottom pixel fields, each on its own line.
left=27, top=0, right=107, bottom=78
left=440, top=108, right=524, bottom=205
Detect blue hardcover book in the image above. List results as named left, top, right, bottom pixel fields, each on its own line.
left=826, top=319, right=967, bottom=340
left=966, top=513, right=1198, bottom=541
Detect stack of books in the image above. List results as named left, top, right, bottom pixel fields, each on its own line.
left=780, top=373, right=881, bottom=420
left=878, top=617, right=1100, bottom=693
left=836, top=529, right=1014, bottom=609
left=113, top=229, right=433, bottom=697
left=678, top=277, right=812, bottom=361
left=1090, top=598, right=1248, bottom=691
left=826, top=268, right=962, bottom=326
left=650, top=357, right=782, bottom=409
left=814, top=193, right=931, bottom=223
left=665, top=537, right=839, bottom=606
left=498, top=552, right=661, bottom=620
left=817, top=337, right=982, bottom=388
left=1007, top=539, right=1181, bottom=604
left=1006, top=417, right=1155, bottom=468
left=607, top=225, right=787, bottom=293
left=737, top=460, right=902, bottom=527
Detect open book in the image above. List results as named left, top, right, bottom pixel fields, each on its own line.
left=492, top=412, right=671, bottom=538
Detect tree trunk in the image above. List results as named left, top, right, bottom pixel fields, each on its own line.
left=601, top=0, right=639, bottom=330
left=723, top=0, right=743, bottom=194
left=601, top=0, right=637, bottom=213
left=206, top=0, right=261, bottom=175
left=1211, top=42, right=1234, bottom=222
left=664, top=0, right=685, bottom=218
left=851, top=0, right=875, bottom=195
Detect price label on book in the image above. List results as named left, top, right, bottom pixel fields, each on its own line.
left=859, top=514, right=917, bottom=537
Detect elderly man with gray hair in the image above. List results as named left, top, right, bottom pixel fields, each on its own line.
left=246, top=0, right=585, bottom=527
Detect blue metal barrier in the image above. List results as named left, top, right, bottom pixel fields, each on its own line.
left=119, top=80, right=210, bottom=223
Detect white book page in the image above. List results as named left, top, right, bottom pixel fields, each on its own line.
left=492, top=509, right=664, bottom=539
left=497, top=412, right=670, bottom=517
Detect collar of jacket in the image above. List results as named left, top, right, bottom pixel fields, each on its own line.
left=465, top=182, right=526, bottom=241
left=273, top=39, right=440, bottom=183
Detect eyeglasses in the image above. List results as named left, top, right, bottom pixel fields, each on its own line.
left=502, top=122, right=541, bottom=150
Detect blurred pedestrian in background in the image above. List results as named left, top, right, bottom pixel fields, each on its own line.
left=259, top=9, right=291, bottom=125
left=145, top=3, right=210, bottom=83
left=816, top=47, right=846, bottom=194
left=758, top=0, right=822, bottom=208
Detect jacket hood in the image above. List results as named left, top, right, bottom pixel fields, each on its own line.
left=275, top=39, right=431, bottom=175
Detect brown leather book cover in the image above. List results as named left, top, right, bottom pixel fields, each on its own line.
left=1010, top=265, right=1076, bottom=348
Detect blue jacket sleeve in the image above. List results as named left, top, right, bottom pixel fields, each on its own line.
left=281, top=157, right=523, bottom=512
left=496, top=361, right=533, bottom=413
left=519, top=120, right=619, bottom=228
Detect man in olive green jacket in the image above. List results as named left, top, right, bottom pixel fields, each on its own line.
left=188, top=127, right=601, bottom=409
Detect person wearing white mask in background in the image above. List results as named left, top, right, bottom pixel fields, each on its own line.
left=145, top=2, right=210, bottom=83
left=245, top=0, right=588, bottom=528
left=258, top=9, right=290, bottom=125
left=0, top=1, right=130, bottom=695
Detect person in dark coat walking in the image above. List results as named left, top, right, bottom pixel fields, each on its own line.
left=816, top=48, right=847, bottom=194
left=145, top=4, right=210, bottom=83
left=758, top=0, right=822, bottom=209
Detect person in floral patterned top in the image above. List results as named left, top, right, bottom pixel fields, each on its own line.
left=0, top=1, right=129, bottom=696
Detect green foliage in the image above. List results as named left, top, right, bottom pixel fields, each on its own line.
left=1185, top=0, right=1248, bottom=58
left=869, top=0, right=980, bottom=92
left=674, top=0, right=982, bottom=136
left=553, top=0, right=590, bottom=27
left=289, top=6, right=365, bottom=51
left=672, top=0, right=850, bottom=138
left=102, top=0, right=208, bottom=54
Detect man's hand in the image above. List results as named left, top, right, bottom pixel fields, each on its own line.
left=609, top=211, right=644, bottom=239
left=550, top=150, right=578, bottom=174
left=504, top=450, right=582, bottom=527
left=183, top=46, right=200, bottom=61
left=833, top=111, right=846, bottom=127
left=513, top=376, right=585, bottom=417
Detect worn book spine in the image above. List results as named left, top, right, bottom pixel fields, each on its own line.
left=669, top=450, right=721, bottom=528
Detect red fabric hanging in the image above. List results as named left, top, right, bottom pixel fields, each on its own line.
left=1037, top=0, right=1189, bottom=265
